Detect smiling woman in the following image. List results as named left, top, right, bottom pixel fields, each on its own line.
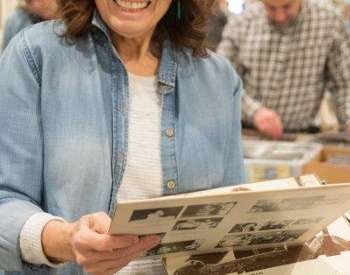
left=0, top=0, right=246, bottom=274
left=59, top=0, right=210, bottom=57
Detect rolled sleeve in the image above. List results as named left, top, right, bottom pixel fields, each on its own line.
left=0, top=31, right=45, bottom=270
left=242, top=93, right=263, bottom=125
left=20, top=213, right=67, bottom=268
left=326, top=18, right=350, bottom=128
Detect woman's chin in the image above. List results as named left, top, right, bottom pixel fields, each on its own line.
left=109, top=20, right=154, bottom=39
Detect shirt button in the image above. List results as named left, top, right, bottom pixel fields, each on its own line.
left=165, top=128, right=174, bottom=138
left=167, top=180, right=176, bottom=190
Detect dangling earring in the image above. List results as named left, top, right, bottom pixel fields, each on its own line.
left=177, top=0, right=182, bottom=21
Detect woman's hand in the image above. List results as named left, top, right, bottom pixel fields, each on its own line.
left=42, top=212, right=161, bottom=275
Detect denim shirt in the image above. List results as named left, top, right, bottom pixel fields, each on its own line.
left=0, top=12, right=245, bottom=275
left=1, top=8, right=40, bottom=52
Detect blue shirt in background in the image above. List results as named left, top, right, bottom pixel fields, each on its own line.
left=1, top=8, right=39, bottom=51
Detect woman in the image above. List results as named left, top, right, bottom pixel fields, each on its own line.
left=1, top=0, right=59, bottom=51
left=0, top=0, right=245, bottom=274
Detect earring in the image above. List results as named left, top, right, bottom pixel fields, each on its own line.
left=177, top=0, right=182, bottom=21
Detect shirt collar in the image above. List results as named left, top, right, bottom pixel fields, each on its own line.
left=91, top=10, right=177, bottom=90
left=91, top=10, right=110, bottom=39
left=157, top=40, right=177, bottom=90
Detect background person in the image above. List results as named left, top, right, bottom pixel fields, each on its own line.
left=2, top=0, right=59, bottom=51
left=0, top=0, right=245, bottom=274
left=218, top=0, right=350, bottom=139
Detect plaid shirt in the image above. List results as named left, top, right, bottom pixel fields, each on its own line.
left=217, top=0, right=350, bottom=131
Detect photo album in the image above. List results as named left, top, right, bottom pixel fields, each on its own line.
left=109, top=175, right=350, bottom=274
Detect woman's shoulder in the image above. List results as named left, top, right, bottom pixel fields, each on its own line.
left=203, top=50, right=236, bottom=73
left=177, top=49, right=240, bottom=86
left=7, top=20, right=94, bottom=66
left=2, top=20, right=94, bottom=81
left=18, top=20, right=67, bottom=49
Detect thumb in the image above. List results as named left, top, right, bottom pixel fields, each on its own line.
left=89, top=212, right=111, bottom=234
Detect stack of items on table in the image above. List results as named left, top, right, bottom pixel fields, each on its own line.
left=243, top=140, right=322, bottom=183
left=243, top=138, right=350, bottom=184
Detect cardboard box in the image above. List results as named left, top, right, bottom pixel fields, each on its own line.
left=302, top=146, right=350, bottom=184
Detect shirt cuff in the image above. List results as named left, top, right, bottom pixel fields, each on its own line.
left=242, top=94, right=263, bottom=125
left=20, top=212, right=67, bottom=268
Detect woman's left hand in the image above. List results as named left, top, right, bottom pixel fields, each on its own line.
left=42, top=212, right=161, bottom=275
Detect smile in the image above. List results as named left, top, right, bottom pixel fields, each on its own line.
left=113, top=0, right=152, bottom=11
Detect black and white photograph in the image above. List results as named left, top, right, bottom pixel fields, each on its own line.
left=217, top=229, right=306, bottom=248
left=248, top=230, right=306, bottom=245
left=171, top=252, right=230, bottom=275
left=258, top=220, right=294, bottom=231
left=249, top=196, right=324, bottom=213
left=216, top=234, right=253, bottom=248
left=292, top=217, right=324, bottom=226
left=148, top=240, right=202, bottom=256
left=229, top=220, right=294, bottom=233
left=229, top=222, right=258, bottom=233
left=172, top=248, right=294, bottom=275
left=181, top=202, right=236, bottom=218
left=129, top=206, right=183, bottom=222
left=186, top=252, right=229, bottom=265
left=172, top=217, right=223, bottom=231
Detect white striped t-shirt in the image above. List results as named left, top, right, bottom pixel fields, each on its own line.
left=116, top=73, right=165, bottom=275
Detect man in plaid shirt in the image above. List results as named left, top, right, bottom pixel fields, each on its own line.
left=217, top=0, right=350, bottom=139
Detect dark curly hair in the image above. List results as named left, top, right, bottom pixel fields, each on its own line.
left=58, top=0, right=214, bottom=56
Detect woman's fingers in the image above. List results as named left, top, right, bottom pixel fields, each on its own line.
left=73, top=229, right=139, bottom=252
left=71, top=212, right=161, bottom=274
left=79, top=235, right=160, bottom=262
left=85, top=235, right=161, bottom=273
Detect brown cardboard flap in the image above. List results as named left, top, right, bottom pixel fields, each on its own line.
left=302, top=146, right=350, bottom=184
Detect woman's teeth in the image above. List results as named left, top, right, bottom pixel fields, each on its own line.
left=114, top=0, right=150, bottom=10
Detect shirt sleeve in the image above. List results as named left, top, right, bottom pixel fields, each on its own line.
left=20, top=213, right=67, bottom=267
left=326, top=18, right=350, bottom=129
left=216, top=14, right=241, bottom=68
left=217, top=14, right=263, bottom=124
left=242, top=93, right=263, bottom=124
left=0, top=31, right=47, bottom=271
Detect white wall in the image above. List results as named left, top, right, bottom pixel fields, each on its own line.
left=228, top=0, right=245, bottom=14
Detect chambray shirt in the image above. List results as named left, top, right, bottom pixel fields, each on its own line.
left=1, top=8, right=39, bottom=51
left=0, top=12, right=245, bottom=275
